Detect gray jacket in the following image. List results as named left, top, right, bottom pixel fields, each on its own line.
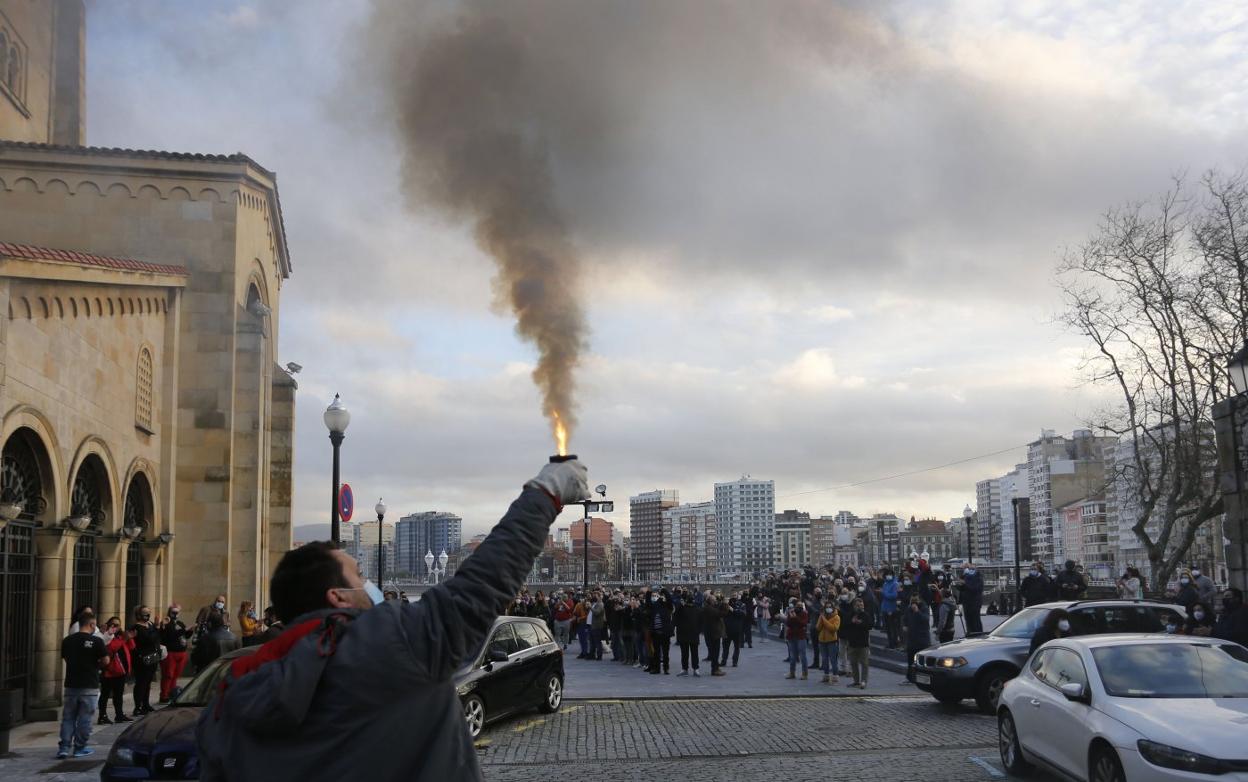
left=196, top=487, right=558, bottom=782
left=1194, top=574, right=1217, bottom=607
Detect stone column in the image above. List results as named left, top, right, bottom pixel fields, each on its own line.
left=267, top=368, right=296, bottom=586
left=141, top=540, right=164, bottom=613
left=96, top=536, right=128, bottom=623
left=229, top=318, right=265, bottom=615
left=30, top=528, right=73, bottom=718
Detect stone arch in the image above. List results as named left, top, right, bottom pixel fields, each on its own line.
left=197, top=187, right=223, bottom=202
left=44, top=179, right=70, bottom=195
left=136, top=184, right=162, bottom=200
left=168, top=186, right=191, bottom=202
left=107, top=299, right=114, bottom=317
left=115, top=297, right=124, bottom=315
left=1, top=405, right=65, bottom=524
left=126, top=299, right=134, bottom=315
left=53, top=298, right=63, bottom=318
left=69, top=298, right=77, bottom=318
left=67, top=437, right=120, bottom=534
left=94, top=298, right=103, bottom=317
left=76, top=180, right=102, bottom=197
left=106, top=182, right=133, bottom=198
left=121, top=459, right=160, bottom=535
left=12, top=177, right=37, bottom=192
left=19, top=297, right=31, bottom=319
left=37, top=297, right=48, bottom=319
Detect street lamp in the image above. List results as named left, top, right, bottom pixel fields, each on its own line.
left=1226, top=344, right=1248, bottom=592
left=963, top=504, right=974, bottom=564
left=375, top=498, right=387, bottom=591
left=323, top=394, right=350, bottom=545
left=1010, top=497, right=1023, bottom=613
left=1230, top=344, right=1248, bottom=395
left=437, top=549, right=448, bottom=584
left=424, top=550, right=434, bottom=585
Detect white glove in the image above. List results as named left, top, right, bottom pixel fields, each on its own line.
left=525, top=459, right=589, bottom=505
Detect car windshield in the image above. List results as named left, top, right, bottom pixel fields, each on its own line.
left=172, top=655, right=238, bottom=707
left=990, top=608, right=1050, bottom=639
left=1093, top=643, right=1248, bottom=698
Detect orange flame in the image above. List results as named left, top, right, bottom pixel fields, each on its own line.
left=553, top=413, right=569, bottom=456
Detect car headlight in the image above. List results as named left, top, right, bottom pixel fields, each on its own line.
left=1137, top=740, right=1223, bottom=775
left=107, top=745, right=135, bottom=766
left=937, top=657, right=968, bottom=668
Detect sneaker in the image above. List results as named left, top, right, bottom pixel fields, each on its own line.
left=785, top=673, right=795, bottom=679
left=831, top=676, right=839, bottom=683
left=677, top=670, right=688, bottom=676
left=116, top=715, right=132, bottom=723
left=801, top=671, right=808, bottom=680
left=732, top=662, right=738, bottom=667
left=858, top=683, right=867, bottom=689
left=821, top=675, right=830, bottom=683
left=98, top=715, right=112, bottom=725
left=693, top=670, right=700, bottom=677
left=56, top=750, right=69, bottom=759
left=72, top=747, right=95, bottom=758
left=712, top=669, right=726, bottom=676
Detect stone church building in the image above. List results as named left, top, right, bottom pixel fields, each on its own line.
left=0, top=0, right=295, bottom=719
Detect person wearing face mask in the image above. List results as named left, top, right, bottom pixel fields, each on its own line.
left=1029, top=608, right=1072, bottom=656
left=197, top=458, right=589, bottom=782
left=130, top=605, right=161, bottom=716
left=1020, top=562, right=1052, bottom=607
left=903, top=597, right=931, bottom=684
left=815, top=602, right=841, bottom=684
left=842, top=597, right=873, bottom=689
left=238, top=600, right=264, bottom=639
left=99, top=617, right=133, bottom=725
left=1183, top=602, right=1214, bottom=637
left=646, top=590, right=673, bottom=675
left=1191, top=567, right=1217, bottom=607
left=158, top=604, right=193, bottom=702
left=1174, top=570, right=1200, bottom=610
left=958, top=566, right=984, bottom=635
left=551, top=591, right=574, bottom=651
left=196, top=595, right=231, bottom=633
left=880, top=570, right=901, bottom=649
left=1213, top=588, right=1248, bottom=646
left=784, top=598, right=809, bottom=680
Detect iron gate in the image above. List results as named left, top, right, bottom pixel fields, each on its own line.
left=73, top=535, right=99, bottom=616
left=0, top=522, right=35, bottom=696
left=125, top=542, right=143, bottom=621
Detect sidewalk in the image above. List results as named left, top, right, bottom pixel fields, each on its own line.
left=1, top=677, right=193, bottom=781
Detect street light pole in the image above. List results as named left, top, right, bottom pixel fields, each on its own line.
left=323, top=394, right=350, bottom=545
left=582, top=505, right=590, bottom=591
left=375, top=498, right=387, bottom=591
left=1011, top=497, right=1023, bottom=613
left=964, top=504, right=974, bottom=565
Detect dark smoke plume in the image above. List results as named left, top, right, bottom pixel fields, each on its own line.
left=368, top=2, right=590, bottom=444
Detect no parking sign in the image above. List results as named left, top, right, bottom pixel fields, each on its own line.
left=339, top=483, right=354, bottom=522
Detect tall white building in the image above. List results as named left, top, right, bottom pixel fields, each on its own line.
left=975, top=477, right=1003, bottom=561
left=349, top=521, right=395, bottom=583
left=999, top=464, right=1030, bottom=564
left=714, top=477, right=775, bottom=574
left=662, top=502, right=717, bottom=580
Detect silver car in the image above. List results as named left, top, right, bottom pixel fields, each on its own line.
left=912, top=599, right=1185, bottom=712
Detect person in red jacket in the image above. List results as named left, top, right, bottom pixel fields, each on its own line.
left=784, top=600, right=809, bottom=680
left=98, top=617, right=133, bottom=725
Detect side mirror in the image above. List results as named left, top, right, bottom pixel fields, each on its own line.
left=487, top=647, right=509, bottom=663
left=1059, top=682, right=1087, bottom=702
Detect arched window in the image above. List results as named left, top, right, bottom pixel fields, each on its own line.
left=7, top=46, right=17, bottom=94
left=0, top=34, right=8, bottom=88
left=136, top=348, right=154, bottom=432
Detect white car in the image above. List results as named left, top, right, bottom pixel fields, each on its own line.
left=997, top=634, right=1248, bottom=781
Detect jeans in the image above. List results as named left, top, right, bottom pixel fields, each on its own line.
left=838, top=639, right=851, bottom=673
left=787, top=638, right=808, bottom=675
left=554, top=619, right=571, bottom=648
left=820, top=641, right=838, bottom=675
left=744, top=620, right=752, bottom=647
left=59, top=688, right=98, bottom=753
left=720, top=631, right=741, bottom=666
left=621, top=632, right=635, bottom=663
left=964, top=601, right=983, bottom=635
left=649, top=633, right=670, bottom=672
left=637, top=632, right=649, bottom=667
left=848, top=646, right=870, bottom=685
left=906, top=646, right=923, bottom=682
left=884, top=612, right=900, bottom=648
left=589, top=627, right=604, bottom=659
left=99, top=677, right=125, bottom=719
left=610, top=630, right=623, bottom=661
left=706, top=637, right=722, bottom=672
left=757, top=616, right=769, bottom=640
left=133, top=661, right=157, bottom=712
left=679, top=639, right=700, bottom=671
left=161, top=650, right=188, bottom=700
left=810, top=629, right=821, bottom=668
left=577, top=624, right=590, bottom=657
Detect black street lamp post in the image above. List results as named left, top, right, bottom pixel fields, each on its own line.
left=963, top=504, right=974, bottom=564
left=576, top=484, right=613, bottom=591
left=323, top=394, right=350, bottom=545
left=375, top=498, right=387, bottom=590
left=1011, top=497, right=1023, bottom=613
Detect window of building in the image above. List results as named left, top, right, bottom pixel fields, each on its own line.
left=0, top=20, right=25, bottom=108
left=136, top=348, right=155, bottom=433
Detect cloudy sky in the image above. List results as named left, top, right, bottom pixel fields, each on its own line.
left=84, top=1, right=1247, bottom=537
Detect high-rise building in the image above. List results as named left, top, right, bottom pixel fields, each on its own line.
left=662, top=502, right=717, bottom=580
left=349, top=521, right=395, bottom=583
left=1027, top=429, right=1116, bottom=568
left=774, top=510, right=811, bottom=569
left=714, top=477, right=775, bottom=574
left=975, top=478, right=1002, bottom=561
left=569, top=517, right=616, bottom=581
left=810, top=516, right=838, bottom=566
left=395, top=511, right=463, bottom=579
left=859, top=513, right=903, bottom=568
left=629, top=489, right=679, bottom=580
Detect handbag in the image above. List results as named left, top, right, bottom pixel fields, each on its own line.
left=159, top=644, right=169, bottom=661
left=140, top=651, right=159, bottom=667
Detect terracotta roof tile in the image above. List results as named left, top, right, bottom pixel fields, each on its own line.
left=0, top=241, right=188, bottom=277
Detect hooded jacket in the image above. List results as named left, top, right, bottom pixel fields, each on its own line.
left=195, top=487, right=558, bottom=782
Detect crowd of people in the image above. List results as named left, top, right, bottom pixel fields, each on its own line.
left=56, top=596, right=285, bottom=759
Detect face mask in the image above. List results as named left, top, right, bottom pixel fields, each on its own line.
left=903, top=580, right=912, bottom=586
left=857, top=584, right=865, bottom=592
left=1057, top=620, right=1071, bottom=632
left=964, top=569, right=975, bottom=576
left=214, top=602, right=224, bottom=610
left=840, top=595, right=850, bottom=603
left=1194, top=610, right=1205, bottom=621
left=170, top=611, right=179, bottom=619
left=140, top=614, right=151, bottom=622
left=824, top=607, right=833, bottom=614
left=1191, top=570, right=1201, bottom=577
left=885, top=575, right=894, bottom=581
left=1029, top=571, right=1038, bottom=578
left=1165, top=624, right=1177, bottom=634
left=1180, top=578, right=1190, bottom=585
left=362, top=580, right=385, bottom=605
left=248, top=610, right=257, bottom=619
left=650, top=596, right=658, bottom=603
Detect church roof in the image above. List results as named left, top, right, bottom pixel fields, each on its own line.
left=0, top=241, right=188, bottom=276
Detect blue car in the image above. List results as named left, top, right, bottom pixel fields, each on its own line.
left=101, top=646, right=256, bottom=780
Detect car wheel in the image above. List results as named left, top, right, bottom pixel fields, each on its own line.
left=975, top=667, right=1011, bottom=713
left=1090, top=746, right=1125, bottom=782
left=463, top=694, right=486, bottom=739
left=538, top=674, right=563, bottom=713
left=998, top=710, right=1031, bottom=776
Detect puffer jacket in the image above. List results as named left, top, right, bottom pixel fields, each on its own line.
left=196, top=487, right=558, bottom=782
left=815, top=611, right=840, bottom=643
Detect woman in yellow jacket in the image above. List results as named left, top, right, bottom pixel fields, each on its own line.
left=238, top=601, right=262, bottom=639
left=815, top=604, right=841, bottom=684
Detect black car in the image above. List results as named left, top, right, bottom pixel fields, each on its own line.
left=455, top=615, right=565, bottom=739
left=100, top=646, right=257, bottom=780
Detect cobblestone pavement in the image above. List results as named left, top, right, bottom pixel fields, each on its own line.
left=476, top=695, right=1059, bottom=781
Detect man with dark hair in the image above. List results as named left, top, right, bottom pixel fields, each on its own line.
left=58, top=610, right=109, bottom=758
left=197, top=459, right=588, bottom=782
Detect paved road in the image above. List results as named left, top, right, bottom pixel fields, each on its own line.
left=477, top=695, right=1055, bottom=781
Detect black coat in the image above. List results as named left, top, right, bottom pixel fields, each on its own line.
left=904, top=607, right=931, bottom=651
left=644, top=601, right=673, bottom=636
left=841, top=608, right=873, bottom=648
left=672, top=602, right=701, bottom=643
left=1021, top=574, right=1052, bottom=606
left=701, top=604, right=725, bottom=641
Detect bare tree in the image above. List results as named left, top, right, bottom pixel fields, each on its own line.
left=1059, top=172, right=1247, bottom=593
